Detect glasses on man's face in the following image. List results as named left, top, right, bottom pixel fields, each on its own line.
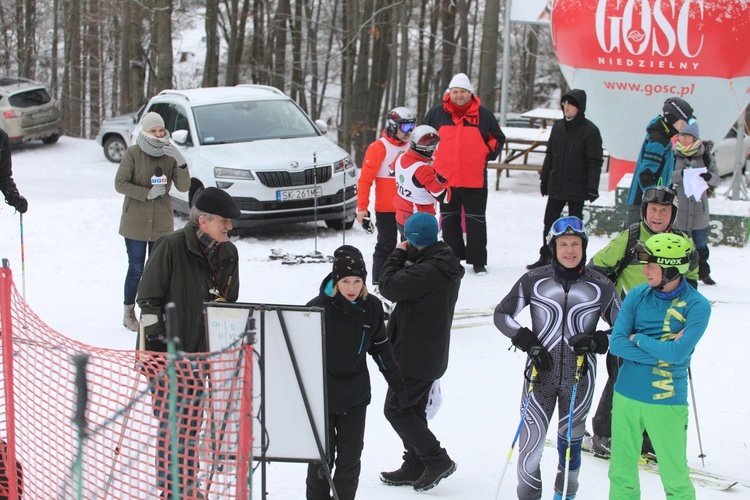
left=399, top=121, right=416, bottom=134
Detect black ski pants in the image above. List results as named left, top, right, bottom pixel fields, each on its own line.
left=306, top=403, right=367, bottom=500
left=539, top=198, right=584, bottom=256
left=440, top=185, right=488, bottom=265
left=372, top=211, right=399, bottom=286
left=384, top=377, right=451, bottom=470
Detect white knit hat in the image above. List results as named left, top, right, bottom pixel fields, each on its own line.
left=448, top=73, right=474, bottom=93
left=141, top=112, right=165, bottom=134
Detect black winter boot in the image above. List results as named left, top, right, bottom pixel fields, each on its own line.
left=527, top=245, right=552, bottom=270
left=380, top=454, right=424, bottom=486
left=697, top=246, right=716, bottom=285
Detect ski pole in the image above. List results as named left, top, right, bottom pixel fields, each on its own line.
left=494, top=365, right=538, bottom=500
left=72, top=353, right=90, bottom=500
left=19, top=213, right=26, bottom=300
left=561, top=355, right=585, bottom=499
left=688, top=367, right=706, bottom=466
left=313, top=152, right=319, bottom=255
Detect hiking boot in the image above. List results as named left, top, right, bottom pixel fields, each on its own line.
left=380, top=462, right=425, bottom=486
left=473, top=265, right=487, bottom=275
left=123, top=304, right=139, bottom=332
left=526, top=255, right=550, bottom=270
left=412, top=460, right=457, bottom=492
left=582, top=431, right=593, bottom=453
left=591, top=434, right=611, bottom=458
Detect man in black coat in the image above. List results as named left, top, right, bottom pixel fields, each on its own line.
left=378, top=212, right=464, bottom=492
left=527, top=89, right=604, bottom=269
left=0, top=128, right=28, bottom=214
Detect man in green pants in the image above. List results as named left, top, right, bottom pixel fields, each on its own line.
left=608, top=233, right=710, bottom=499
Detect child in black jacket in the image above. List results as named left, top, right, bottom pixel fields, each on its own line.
left=305, top=245, right=406, bottom=500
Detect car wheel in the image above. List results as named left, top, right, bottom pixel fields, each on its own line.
left=42, top=133, right=61, bottom=145
left=325, top=216, right=355, bottom=231
left=103, top=136, right=127, bottom=163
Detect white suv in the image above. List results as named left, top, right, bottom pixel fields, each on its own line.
left=139, top=86, right=357, bottom=229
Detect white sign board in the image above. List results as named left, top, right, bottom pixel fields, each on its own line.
left=205, top=303, right=328, bottom=462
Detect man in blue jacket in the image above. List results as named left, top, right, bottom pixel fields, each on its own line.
left=625, top=97, right=695, bottom=226
left=608, top=233, right=710, bottom=500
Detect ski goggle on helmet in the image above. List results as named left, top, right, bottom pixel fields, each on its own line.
left=640, top=186, right=678, bottom=228
left=387, top=107, right=417, bottom=136
left=546, top=216, right=588, bottom=245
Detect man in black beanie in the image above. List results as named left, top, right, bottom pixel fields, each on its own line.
left=136, top=186, right=241, bottom=497
left=378, top=212, right=464, bottom=492
left=625, top=96, right=695, bottom=226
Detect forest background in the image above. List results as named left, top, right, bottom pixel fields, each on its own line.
left=1, top=0, right=562, bottom=166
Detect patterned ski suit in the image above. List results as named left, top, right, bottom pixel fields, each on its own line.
left=494, top=265, right=620, bottom=500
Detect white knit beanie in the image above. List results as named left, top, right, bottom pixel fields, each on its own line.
left=141, top=112, right=165, bottom=134
left=448, top=73, right=474, bottom=93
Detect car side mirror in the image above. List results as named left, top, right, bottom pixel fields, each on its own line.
left=172, top=129, right=189, bottom=145
left=315, top=119, right=327, bottom=134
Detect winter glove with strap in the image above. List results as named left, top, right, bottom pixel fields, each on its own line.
left=569, top=330, right=610, bottom=355
left=512, top=327, right=552, bottom=372
left=163, top=144, right=187, bottom=168
left=699, top=171, right=711, bottom=182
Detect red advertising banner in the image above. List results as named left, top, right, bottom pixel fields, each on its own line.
left=551, top=0, right=750, bottom=188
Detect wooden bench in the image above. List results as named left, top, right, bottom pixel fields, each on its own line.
left=487, top=162, right=542, bottom=190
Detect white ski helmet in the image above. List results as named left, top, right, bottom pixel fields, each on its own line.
left=387, top=106, right=417, bottom=137
left=409, top=125, right=440, bottom=157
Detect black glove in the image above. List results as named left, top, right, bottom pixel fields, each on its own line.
left=569, top=330, right=610, bottom=355
left=361, top=211, right=375, bottom=234
left=5, top=189, right=28, bottom=214
left=639, top=170, right=656, bottom=189
left=512, top=327, right=552, bottom=372
left=699, top=171, right=712, bottom=182
left=540, top=183, right=548, bottom=197
left=435, top=172, right=448, bottom=184
left=388, top=384, right=409, bottom=409
left=144, top=323, right=167, bottom=350
left=587, top=189, right=599, bottom=202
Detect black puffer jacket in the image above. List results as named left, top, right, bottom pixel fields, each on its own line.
left=379, top=242, right=464, bottom=380
left=541, top=89, right=604, bottom=201
left=307, top=276, right=404, bottom=414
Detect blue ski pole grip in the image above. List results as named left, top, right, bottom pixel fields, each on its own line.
left=165, top=302, right=177, bottom=344
left=72, top=354, right=89, bottom=431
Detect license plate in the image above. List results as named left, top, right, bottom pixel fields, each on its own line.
left=276, top=187, right=322, bottom=201
left=30, top=110, right=50, bottom=120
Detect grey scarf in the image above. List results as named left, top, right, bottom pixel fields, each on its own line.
left=137, top=131, right=170, bottom=157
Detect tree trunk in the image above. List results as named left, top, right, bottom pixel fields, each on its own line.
left=16, top=0, right=37, bottom=78
left=272, top=0, right=291, bottom=91
left=290, top=0, right=306, bottom=109
left=86, top=0, right=101, bottom=138
left=119, top=0, right=145, bottom=113
left=439, top=0, right=456, bottom=92
left=304, top=0, right=320, bottom=117
left=520, top=25, right=539, bottom=112
left=63, top=0, right=82, bottom=137
left=337, top=0, right=357, bottom=152
left=456, top=0, right=469, bottom=75
left=250, top=0, right=270, bottom=85
left=203, top=0, right=220, bottom=87
left=478, top=0, right=499, bottom=110
left=154, top=0, right=173, bottom=93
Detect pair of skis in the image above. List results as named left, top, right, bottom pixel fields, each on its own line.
left=269, top=248, right=333, bottom=265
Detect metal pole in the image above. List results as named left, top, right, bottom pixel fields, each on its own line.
left=688, top=367, right=707, bottom=467
left=165, top=302, right=181, bottom=500
left=19, top=213, right=26, bottom=300
left=499, top=0, right=513, bottom=128
left=728, top=117, right=747, bottom=201
left=72, top=354, right=90, bottom=500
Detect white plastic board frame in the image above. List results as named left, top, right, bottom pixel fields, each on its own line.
left=205, top=302, right=328, bottom=462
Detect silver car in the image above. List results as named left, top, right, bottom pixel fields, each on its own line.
left=95, top=103, right=146, bottom=163
left=0, top=77, right=62, bottom=146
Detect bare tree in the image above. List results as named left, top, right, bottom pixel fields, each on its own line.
left=85, top=0, right=101, bottom=138
left=16, top=0, right=36, bottom=78
left=153, top=0, right=173, bottom=92
left=62, top=0, right=82, bottom=137
left=203, top=0, right=220, bottom=87
left=271, top=0, right=291, bottom=91
left=478, top=0, right=499, bottom=110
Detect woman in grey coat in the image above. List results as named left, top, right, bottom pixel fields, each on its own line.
left=672, top=120, right=719, bottom=285
left=114, top=112, right=191, bottom=330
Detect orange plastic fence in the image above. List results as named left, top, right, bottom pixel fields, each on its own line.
left=0, top=267, right=253, bottom=499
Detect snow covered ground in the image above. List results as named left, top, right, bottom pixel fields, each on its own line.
left=2, top=136, right=749, bottom=499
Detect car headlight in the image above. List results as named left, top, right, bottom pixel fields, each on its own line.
left=333, top=156, right=355, bottom=173
left=214, top=167, right=255, bottom=180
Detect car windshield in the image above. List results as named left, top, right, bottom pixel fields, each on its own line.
left=193, top=99, right=319, bottom=145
